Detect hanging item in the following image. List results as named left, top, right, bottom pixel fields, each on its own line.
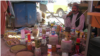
left=7, top=1, right=15, bottom=17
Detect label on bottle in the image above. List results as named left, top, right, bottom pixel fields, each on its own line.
left=51, top=31, right=55, bottom=35
left=47, top=48, right=52, bottom=56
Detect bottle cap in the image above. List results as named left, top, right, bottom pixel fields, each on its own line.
left=47, top=44, right=52, bottom=48
left=65, top=27, right=71, bottom=32
left=62, top=52, right=68, bottom=56
left=52, top=28, right=55, bottom=31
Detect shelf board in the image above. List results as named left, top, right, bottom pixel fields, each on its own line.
left=87, top=12, right=100, bottom=16
left=95, top=6, right=100, bottom=9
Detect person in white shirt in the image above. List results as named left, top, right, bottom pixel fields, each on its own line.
left=63, top=3, right=85, bottom=31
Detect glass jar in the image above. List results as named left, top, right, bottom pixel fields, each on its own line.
left=52, top=45, right=56, bottom=52
left=35, top=48, right=41, bottom=56
left=35, top=38, right=41, bottom=48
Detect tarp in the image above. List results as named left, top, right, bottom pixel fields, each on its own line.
left=1, top=1, right=8, bottom=35
left=8, top=1, right=15, bottom=17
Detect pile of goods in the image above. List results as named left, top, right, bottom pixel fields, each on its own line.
left=2, top=22, right=89, bottom=56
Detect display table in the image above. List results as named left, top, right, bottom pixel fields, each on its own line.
left=1, top=38, right=61, bottom=56
left=1, top=38, right=15, bottom=56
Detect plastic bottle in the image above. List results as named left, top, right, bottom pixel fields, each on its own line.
left=27, top=41, right=32, bottom=51
left=58, top=31, right=63, bottom=45
left=80, top=30, right=84, bottom=39
left=35, top=47, right=41, bottom=56
left=52, top=45, right=56, bottom=52
left=35, top=37, right=41, bottom=48
left=71, top=27, right=75, bottom=35
left=27, top=33, right=31, bottom=41
left=41, top=34, right=46, bottom=46
left=47, top=44, right=52, bottom=56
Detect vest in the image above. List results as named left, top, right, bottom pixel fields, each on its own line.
left=67, top=12, right=86, bottom=30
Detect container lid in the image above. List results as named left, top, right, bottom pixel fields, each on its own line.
left=65, top=27, right=71, bottom=32
left=62, top=52, right=68, bottom=56
left=47, top=44, right=52, bottom=48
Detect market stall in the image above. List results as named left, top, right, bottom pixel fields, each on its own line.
left=1, top=1, right=92, bottom=56
left=2, top=19, right=88, bottom=56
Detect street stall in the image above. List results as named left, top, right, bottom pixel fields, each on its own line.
left=1, top=1, right=86, bottom=56
left=2, top=1, right=100, bottom=56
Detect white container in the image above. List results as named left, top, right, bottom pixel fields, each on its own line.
left=61, top=39, right=72, bottom=52
left=49, top=34, right=58, bottom=45
left=20, top=38, right=26, bottom=45
left=62, top=52, right=68, bottom=56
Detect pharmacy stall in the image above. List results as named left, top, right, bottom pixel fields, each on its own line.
left=0, top=0, right=94, bottom=56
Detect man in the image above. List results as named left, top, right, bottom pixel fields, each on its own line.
left=63, top=3, right=85, bottom=31
left=0, top=0, right=7, bottom=37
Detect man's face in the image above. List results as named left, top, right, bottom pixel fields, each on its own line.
left=72, top=6, right=79, bottom=14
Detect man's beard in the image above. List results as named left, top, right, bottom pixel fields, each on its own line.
left=72, top=11, right=78, bottom=14
left=72, top=11, right=76, bottom=12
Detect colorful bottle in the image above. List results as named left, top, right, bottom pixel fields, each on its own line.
left=32, top=25, right=39, bottom=37
left=41, top=34, right=46, bottom=46
left=35, top=38, right=41, bottom=48
left=21, top=29, right=25, bottom=39
left=80, top=30, right=84, bottom=39
left=27, top=33, right=31, bottom=41
left=71, top=27, right=75, bottom=35
left=47, top=44, right=52, bottom=56
left=27, top=41, right=32, bottom=51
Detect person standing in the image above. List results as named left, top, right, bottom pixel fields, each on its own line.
left=63, top=3, right=85, bottom=31
left=0, top=0, right=7, bottom=37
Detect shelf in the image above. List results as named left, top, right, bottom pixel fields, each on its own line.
left=87, top=12, right=100, bottom=16
left=87, top=12, right=100, bottom=28
left=95, top=6, right=100, bottom=9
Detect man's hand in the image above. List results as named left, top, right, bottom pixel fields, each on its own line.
left=67, top=11, right=73, bottom=17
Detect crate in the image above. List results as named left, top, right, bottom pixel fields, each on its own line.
left=13, top=2, right=37, bottom=27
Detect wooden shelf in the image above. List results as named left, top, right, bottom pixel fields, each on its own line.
left=87, top=12, right=100, bottom=16
left=87, top=12, right=100, bottom=28
left=95, top=6, right=100, bottom=9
